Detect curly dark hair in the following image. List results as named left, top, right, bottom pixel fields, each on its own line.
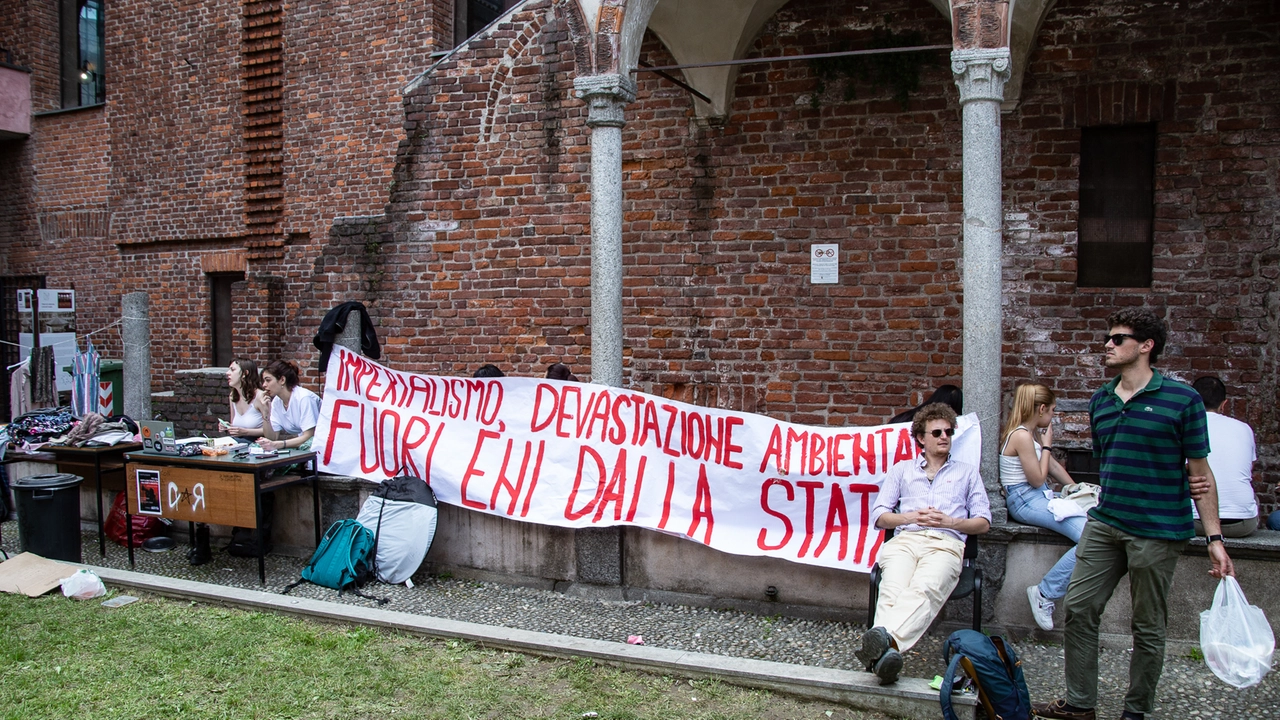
left=911, top=402, right=957, bottom=445
left=1106, top=308, right=1167, bottom=364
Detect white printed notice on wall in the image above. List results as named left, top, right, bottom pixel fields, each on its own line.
left=810, top=244, right=839, bottom=284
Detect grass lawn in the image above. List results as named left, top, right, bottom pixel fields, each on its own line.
left=0, top=590, right=888, bottom=720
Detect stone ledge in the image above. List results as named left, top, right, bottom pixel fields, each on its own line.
left=312, top=473, right=1280, bottom=563
left=993, top=519, right=1280, bottom=560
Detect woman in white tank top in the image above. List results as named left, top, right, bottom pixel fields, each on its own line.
left=223, top=359, right=265, bottom=438
left=1001, top=383, right=1080, bottom=631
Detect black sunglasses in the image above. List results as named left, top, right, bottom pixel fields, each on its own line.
left=1104, top=333, right=1140, bottom=346
left=929, top=428, right=956, bottom=438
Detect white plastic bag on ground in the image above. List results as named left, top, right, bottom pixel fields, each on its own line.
left=1199, top=576, right=1274, bottom=688
left=60, top=569, right=106, bottom=600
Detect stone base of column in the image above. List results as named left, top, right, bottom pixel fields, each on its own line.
left=575, top=526, right=622, bottom=586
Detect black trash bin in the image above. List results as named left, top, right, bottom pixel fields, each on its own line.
left=13, top=473, right=85, bottom=563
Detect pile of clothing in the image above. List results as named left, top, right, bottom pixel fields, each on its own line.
left=48, top=412, right=139, bottom=447
left=7, top=408, right=77, bottom=446
left=7, top=409, right=139, bottom=450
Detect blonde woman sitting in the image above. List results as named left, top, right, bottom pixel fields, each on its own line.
left=1001, top=383, right=1078, bottom=631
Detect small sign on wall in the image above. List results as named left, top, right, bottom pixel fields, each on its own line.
left=810, top=244, right=839, bottom=284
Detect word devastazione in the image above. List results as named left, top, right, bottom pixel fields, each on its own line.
left=314, top=348, right=980, bottom=573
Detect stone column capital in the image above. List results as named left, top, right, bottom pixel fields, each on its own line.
left=573, top=73, right=637, bottom=128
left=951, top=48, right=1011, bottom=105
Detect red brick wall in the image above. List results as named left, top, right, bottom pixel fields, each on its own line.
left=1002, top=0, right=1280, bottom=508
left=280, top=0, right=442, bottom=235
left=0, top=0, right=453, bottom=378
left=153, top=368, right=230, bottom=437
left=334, top=0, right=962, bottom=429
left=107, top=0, right=244, bottom=246
left=326, top=0, right=1276, bottom=507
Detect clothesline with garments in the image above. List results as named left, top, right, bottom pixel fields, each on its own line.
left=0, top=317, right=126, bottom=353
left=6, top=318, right=138, bottom=421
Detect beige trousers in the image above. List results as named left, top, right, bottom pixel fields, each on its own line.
left=875, top=530, right=964, bottom=652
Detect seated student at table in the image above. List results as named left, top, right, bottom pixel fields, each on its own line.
left=222, top=359, right=266, bottom=438
left=253, top=359, right=321, bottom=452
left=857, top=402, right=992, bottom=685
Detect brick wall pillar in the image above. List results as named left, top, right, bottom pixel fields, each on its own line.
left=952, top=48, right=1010, bottom=514
left=573, top=73, right=636, bottom=389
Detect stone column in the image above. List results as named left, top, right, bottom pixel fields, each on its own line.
left=336, top=312, right=362, bottom=358
left=952, top=48, right=1010, bottom=511
left=573, top=73, right=636, bottom=389
left=571, top=74, right=635, bottom=589
left=121, top=292, right=152, bottom=421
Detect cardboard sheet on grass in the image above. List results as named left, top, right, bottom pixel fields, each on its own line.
left=314, top=347, right=982, bottom=573
left=0, top=552, right=78, bottom=597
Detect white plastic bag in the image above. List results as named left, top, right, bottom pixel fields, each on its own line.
left=1199, top=576, right=1274, bottom=688
left=60, top=569, right=106, bottom=600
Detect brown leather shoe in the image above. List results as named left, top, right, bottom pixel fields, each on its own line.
left=1032, top=699, right=1096, bottom=720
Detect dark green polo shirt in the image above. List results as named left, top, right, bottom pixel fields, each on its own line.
left=1089, top=370, right=1209, bottom=540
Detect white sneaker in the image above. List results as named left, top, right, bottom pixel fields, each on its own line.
left=1028, top=585, right=1055, bottom=631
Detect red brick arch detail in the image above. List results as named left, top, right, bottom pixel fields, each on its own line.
left=559, top=0, right=595, bottom=75
left=557, top=0, right=629, bottom=76
left=480, top=11, right=548, bottom=144
left=951, top=0, right=1008, bottom=50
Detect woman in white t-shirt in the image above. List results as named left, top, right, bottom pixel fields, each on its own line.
left=253, top=359, right=321, bottom=452
left=221, top=359, right=266, bottom=438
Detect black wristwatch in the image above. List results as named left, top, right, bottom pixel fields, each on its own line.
left=1206, top=534, right=1225, bottom=545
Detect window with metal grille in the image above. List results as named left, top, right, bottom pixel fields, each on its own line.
left=1077, top=124, right=1156, bottom=288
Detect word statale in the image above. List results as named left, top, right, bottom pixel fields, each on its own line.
left=314, top=348, right=981, bottom=572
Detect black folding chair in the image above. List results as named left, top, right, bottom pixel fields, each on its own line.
left=867, top=530, right=982, bottom=633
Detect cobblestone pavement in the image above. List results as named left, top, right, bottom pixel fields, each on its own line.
left=4, top=523, right=1277, bottom=718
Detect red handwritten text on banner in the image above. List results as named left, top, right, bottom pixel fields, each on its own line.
left=314, top=348, right=981, bottom=573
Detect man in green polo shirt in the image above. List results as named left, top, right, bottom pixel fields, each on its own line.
left=1033, top=308, right=1235, bottom=720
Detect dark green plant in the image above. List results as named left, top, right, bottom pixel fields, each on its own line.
left=809, top=26, right=933, bottom=109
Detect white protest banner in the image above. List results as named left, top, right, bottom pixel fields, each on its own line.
left=313, top=347, right=981, bottom=573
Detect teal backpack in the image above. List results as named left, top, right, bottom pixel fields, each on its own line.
left=282, top=519, right=387, bottom=603
left=940, top=629, right=1031, bottom=720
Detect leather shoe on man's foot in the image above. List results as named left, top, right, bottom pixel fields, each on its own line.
left=1031, top=699, right=1096, bottom=720
left=872, top=648, right=902, bottom=685
left=855, top=626, right=893, bottom=670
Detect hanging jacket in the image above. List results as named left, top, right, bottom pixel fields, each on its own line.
left=313, top=301, right=381, bottom=372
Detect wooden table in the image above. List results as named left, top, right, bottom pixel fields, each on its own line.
left=123, top=450, right=321, bottom=584
left=47, top=442, right=143, bottom=556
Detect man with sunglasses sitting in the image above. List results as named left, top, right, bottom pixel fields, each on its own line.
left=856, top=402, right=991, bottom=684
left=1034, top=308, right=1236, bottom=720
